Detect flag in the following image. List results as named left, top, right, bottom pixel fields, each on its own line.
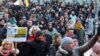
left=25, top=0, right=29, bottom=8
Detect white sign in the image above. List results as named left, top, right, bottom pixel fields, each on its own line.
left=7, top=27, right=27, bottom=42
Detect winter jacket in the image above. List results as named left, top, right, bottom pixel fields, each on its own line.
left=17, top=42, right=30, bottom=56
left=75, top=22, right=84, bottom=30
left=56, top=34, right=99, bottom=56
left=8, top=17, right=17, bottom=25
left=44, top=34, right=52, bottom=47
left=27, top=35, right=35, bottom=42
left=46, top=28, right=58, bottom=40
left=0, top=27, right=6, bottom=42
left=75, top=22, right=85, bottom=45
left=85, top=18, right=94, bottom=35
left=49, top=44, right=59, bottom=56
left=56, top=46, right=73, bottom=56
left=29, top=40, right=49, bottom=56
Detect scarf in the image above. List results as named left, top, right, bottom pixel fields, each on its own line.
left=0, top=48, right=12, bottom=56
left=75, top=22, right=84, bottom=30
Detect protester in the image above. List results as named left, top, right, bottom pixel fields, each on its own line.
left=73, top=39, right=79, bottom=47
left=17, top=18, right=27, bottom=27
left=56, top=32, right=100, bottom=56
left=85, top=14, right=95, bottom=39
left=75, top=19, right=85, bottom=45
left=28, top=25, right=41, bottom=42
left=3, top=11, right=17, bottom=26
left=0, top=39, right=19, bottom=56
left=40, top=25, right=52, bottom=48
left=46, top=22, right=58, bottom=40
left=26, top=20, right=33, bottom=31
left=0, top=1, right=98, bottom=56
left=91, top=42, right=100, bottom=56
left=29, top=14, right=38, bottom=25
left=28, top=31, right=49, bottom=56
left=5, top=22, right=12, bottom=27
left=84, top=40, right=100, bottom=56
left=0, top=19, right=6, bottom=43
left=49, top=33, right=61, bottom=56
left=65, top=28, right=78, bottom=39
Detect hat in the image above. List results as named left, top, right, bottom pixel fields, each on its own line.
left=54, top=33, right=61, bottom=40
left=61, top=37, right=73, bottom=48
left=92, top=42, right=100, bottom=52
left=35, top=31, right=43, bottom=37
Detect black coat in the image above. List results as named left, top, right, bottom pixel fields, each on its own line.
left=0, top=27, right=6, bottom=45
left=29, top=40, right=49, bottom=56
left=49, top=44, right=59, bottom=56
left=17, top=42, right=30, bottom=56
left=44, top=34, right=52, bottom=47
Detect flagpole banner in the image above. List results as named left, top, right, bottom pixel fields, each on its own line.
left=7, top=27, right=27, bottom=42
left=25, top=0, right=29, bottom=8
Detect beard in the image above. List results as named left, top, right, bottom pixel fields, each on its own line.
left=48, top=28, right=53, bottom=32
left=0, top=24, right=4, bottom=27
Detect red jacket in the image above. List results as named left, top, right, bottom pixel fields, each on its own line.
left=28, top=35, right=46, bottom=42
left=28, top=35, right=35, bottom=42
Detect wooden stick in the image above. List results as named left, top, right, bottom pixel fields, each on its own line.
left=14, top=42, right=17, bottom=56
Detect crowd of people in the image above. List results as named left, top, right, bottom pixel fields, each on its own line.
left=0, top=1, right=100, bottom=56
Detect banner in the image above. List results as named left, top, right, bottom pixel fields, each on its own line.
left=7, top=27, right=27, bottom=42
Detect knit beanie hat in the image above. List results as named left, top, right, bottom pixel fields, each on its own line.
left=61, top=37, right=73, bottom=48
left=92, top=42, right=100, bottom=52
left=35, top=31, right=43, bottom=38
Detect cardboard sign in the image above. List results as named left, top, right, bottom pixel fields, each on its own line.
left=7, top=27, right=27, bottom=42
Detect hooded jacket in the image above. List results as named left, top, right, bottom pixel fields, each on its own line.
left=56, top=46, right=70, bottom=56
left=28, top=40, right=49, bottom=56
left=56, top=46, right=80, bottom=56
left=56, top=34, right=100, bottom=56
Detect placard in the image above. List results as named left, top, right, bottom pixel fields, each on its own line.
left=7, top=27, right=27, bottom=42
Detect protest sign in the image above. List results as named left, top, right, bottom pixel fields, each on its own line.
left=7, top=27, right=27, bottom=42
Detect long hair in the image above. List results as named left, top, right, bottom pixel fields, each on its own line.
left=0, top=39, right=19, bottom=54
left=1, top=39, right=14, bottom=49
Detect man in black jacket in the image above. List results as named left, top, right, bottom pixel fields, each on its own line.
left=29, top=31, right=49, bottom=56
left=0, top=19, right=6, bottom=45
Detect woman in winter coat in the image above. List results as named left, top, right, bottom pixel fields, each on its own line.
left=27, top=25, right=41, bottom=42
left=75, top=19, right=85, bottom=45
left=49, top=33, right=61, bottom=56
left=0, top=39, right=19, bottom=56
